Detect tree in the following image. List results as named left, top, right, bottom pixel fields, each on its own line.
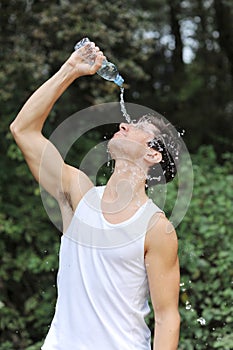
left=214, top=0, right=233, bottom=79
left=0, top=1, right=233, bottom=349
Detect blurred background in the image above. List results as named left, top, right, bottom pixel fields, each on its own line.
left=0, top=0, right=232, bottom=349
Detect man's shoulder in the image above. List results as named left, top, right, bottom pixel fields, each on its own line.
left=145, top=212, right=178, bottom=254
left=148, top=211, right=174, bottom=233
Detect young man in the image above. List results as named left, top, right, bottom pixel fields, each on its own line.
left=10, top=41, right=180, bottom=350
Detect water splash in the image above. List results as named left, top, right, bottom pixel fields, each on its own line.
left=120, top=87, right=131, bottom=123
left=185, top=302, right=192, bottom=310
left=197, top=317, right=206, bottom=326
left=185, top=300, right=194, bottom=312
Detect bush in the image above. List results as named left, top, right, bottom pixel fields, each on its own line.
left=176, top=146, right=233, bottom=349
left=0, top=146, right=232, bottom=349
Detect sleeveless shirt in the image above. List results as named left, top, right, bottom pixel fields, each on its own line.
left=41, top=186, right=163, bottom=350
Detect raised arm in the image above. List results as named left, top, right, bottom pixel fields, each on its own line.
left=145, top=214, right=180, bottom=350
left=10, top=42, right=105, bottom=209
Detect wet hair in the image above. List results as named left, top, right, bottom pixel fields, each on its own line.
left=137, top=113, right=183, bottom=187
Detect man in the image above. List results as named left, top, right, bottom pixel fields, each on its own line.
left=10, top=40, right=180, bottom=350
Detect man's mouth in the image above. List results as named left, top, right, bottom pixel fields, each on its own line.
left=114, top=131, right=126, bottom=138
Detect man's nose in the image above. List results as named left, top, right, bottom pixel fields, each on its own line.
left=119, top=123, right=130, bottom=131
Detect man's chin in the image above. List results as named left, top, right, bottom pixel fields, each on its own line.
left=108, top=138, right=126, bottom=156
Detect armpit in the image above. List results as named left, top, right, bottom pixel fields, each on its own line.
left=59, top=191, right=74, bottom=211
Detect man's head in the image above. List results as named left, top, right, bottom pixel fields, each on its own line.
left=108, top=112, right=182, bottom=186
left=136, top=114, right=182, bottom=186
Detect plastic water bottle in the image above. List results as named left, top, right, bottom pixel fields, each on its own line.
left=74, top=37, right=124, bottom=87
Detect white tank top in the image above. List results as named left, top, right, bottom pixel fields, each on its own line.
left=42, top=186, right=163, bottom=350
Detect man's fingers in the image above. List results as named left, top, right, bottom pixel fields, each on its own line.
left=70, top=41, right=105, bottom=76
left=93, top=53, right=105, bottom=71
left=97, top=51, right=105, bottom=61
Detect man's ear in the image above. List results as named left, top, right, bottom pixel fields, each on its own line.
left=144, top=148, right=162, bottom=165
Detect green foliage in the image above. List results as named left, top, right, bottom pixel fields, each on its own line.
left=145, top=146, right=233, bottom=349
left=0, top=137, right=59, bottom=349
left=1, top=142, right=232, bottom=349
left=1, top=0, right=232, bottom=153
left=0, top=0, right=233, bottom=349
left=174, top=147, right=232, bottom=349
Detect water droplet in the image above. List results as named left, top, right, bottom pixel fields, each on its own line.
left=197, top=317, right=206, bottom=326
left=185, top=301, right=192, bottom=310
left=178, top=129, right=185, bottom=137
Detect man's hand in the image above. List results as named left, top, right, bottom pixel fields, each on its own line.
left=65, top=41, right=105, bottom=78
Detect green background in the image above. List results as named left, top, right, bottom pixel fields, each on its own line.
left=0, top=1, right=232, bottom=349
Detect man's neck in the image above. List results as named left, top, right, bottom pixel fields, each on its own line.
left=103, top=159, right=148, bottom=210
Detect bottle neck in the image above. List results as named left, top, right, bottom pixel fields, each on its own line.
left=114, top=74, right=124, bottom=86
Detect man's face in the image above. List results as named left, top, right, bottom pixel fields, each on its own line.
left=108, top=120, right=159, bottom=162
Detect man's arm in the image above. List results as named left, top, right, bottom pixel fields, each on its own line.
left=145, top=214, right=180, bottom=350
left=10, top=42, right=104, bottom=208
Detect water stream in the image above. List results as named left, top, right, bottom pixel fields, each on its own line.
left=120, top=87, right=131, bottom=123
